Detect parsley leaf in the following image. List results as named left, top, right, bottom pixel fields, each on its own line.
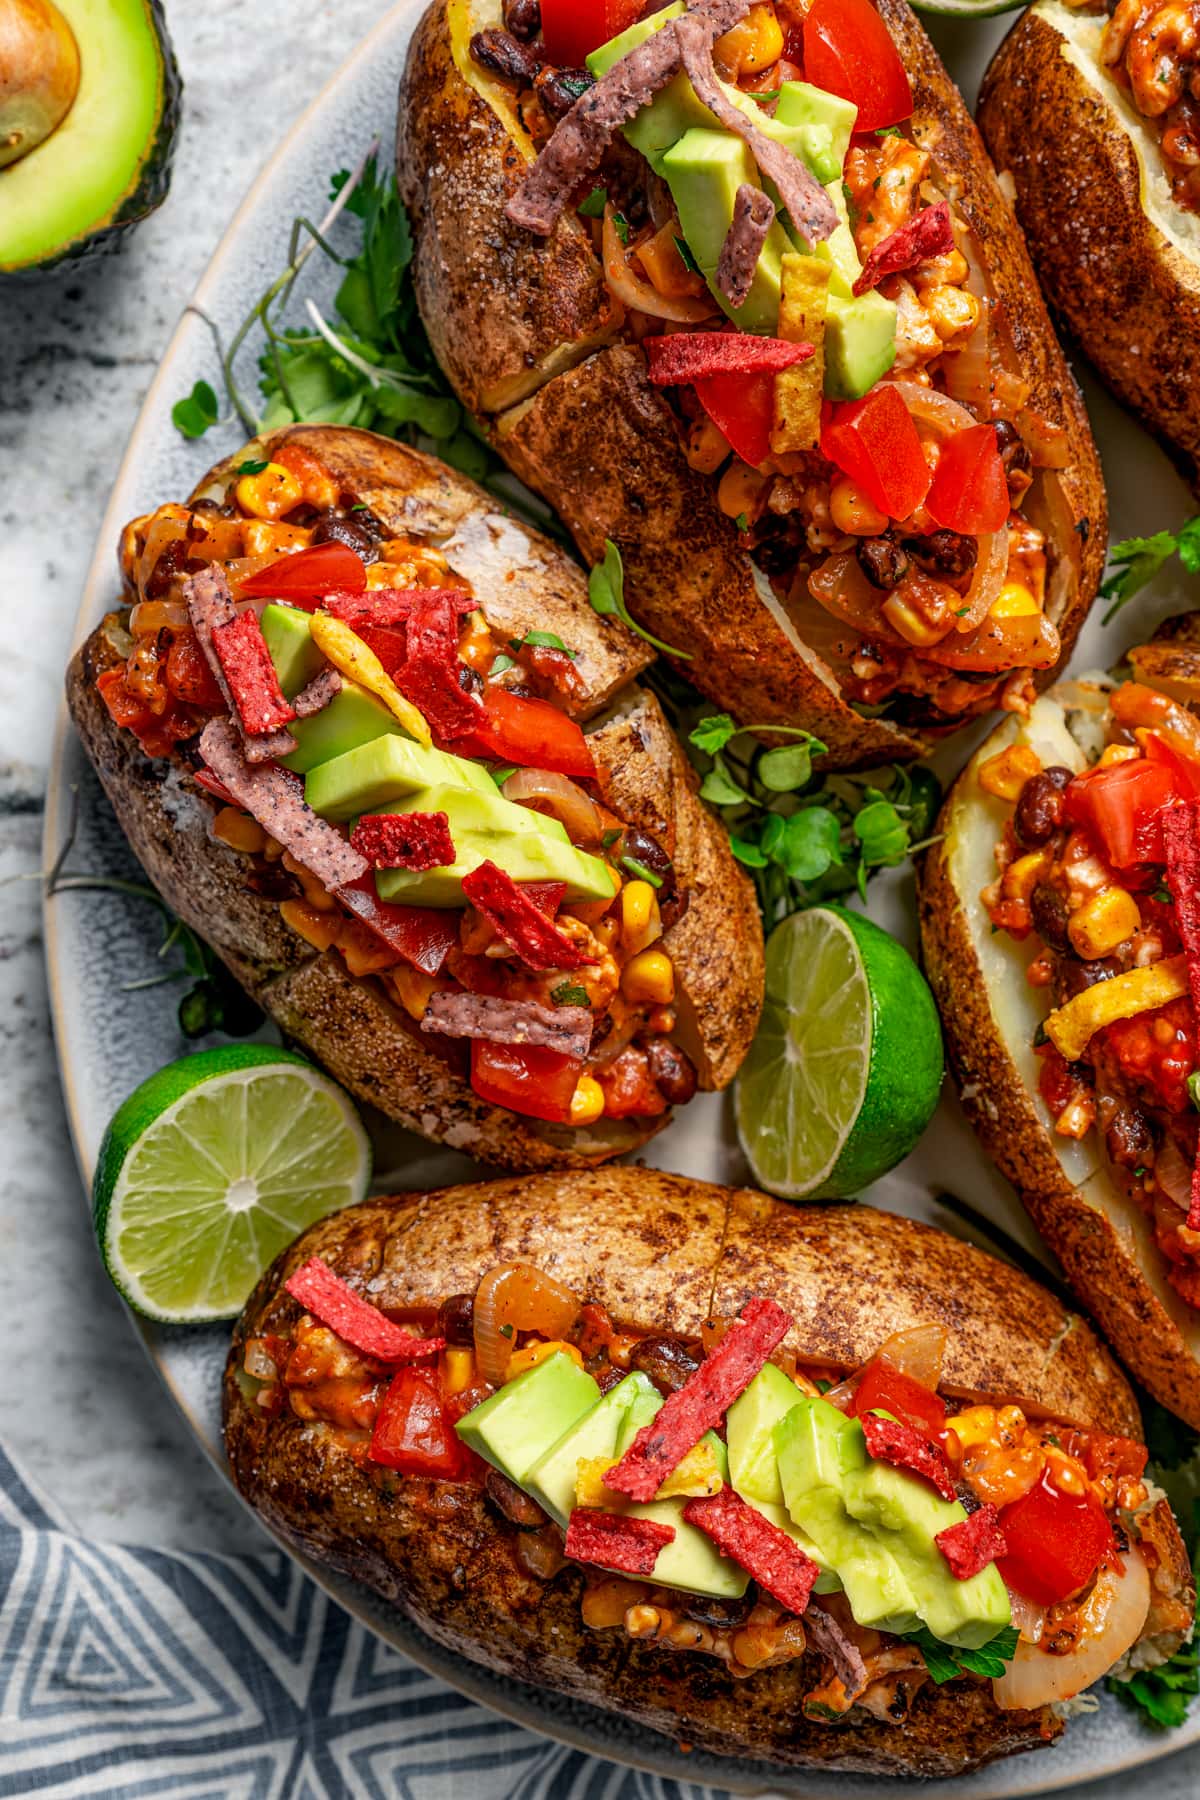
left=588, top=539, right=692, bottom=659
left=674, top=234, right=701, bottom=273
left=578, top=186, right=607, bottom=218
left=519, top=629, right=576, bottom=658
left=905, top=1625, right=1019, bottom=1686
left=1100, top=516, right=1200, bottom=620
left=551, top=981, right=590, bottom=1007
left=171, top=379, right=220, bottom=440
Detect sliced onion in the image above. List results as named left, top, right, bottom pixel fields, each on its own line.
left=603, top=206, right=719, bottom=324
left=953, top=526, right=1009, bottom=632
left=891, top=377, right=979, bottom=438
left=502, top=768, right=603, bottom=845
left=1016, top=406, right=1070, bottom=470
left=993, top=1553, right=1150, bottom=1711
left=243, top=1338, right=279, bottom=1382
left=130, top=598, right=189, bottom=635
left=1154, top=1136, right=1192, bottom=1211
left=472, top=1264, right=581, bottom=1389
left=808, top=553, right=908, bottom=645
left=942, top=309, right=991, bottom=417
left=872, top=1326, right=947, bottom=1390
left=1006, top=1586, right=1046, bottom=1645
left=923, top=607, right=1059, bottom=672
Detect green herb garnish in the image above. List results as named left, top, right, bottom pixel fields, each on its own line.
left=621, top=855, right=663, bottom=888
left=578, top=186, right=607, bottom=218
left=171, top=379, right=220, bottom=440
left=588, top=539, right=692, bottom=659
left=551, top=981, right=591, bottom=1007
left=613, top=210, right=631, bottom=245
left=1100, top=517, right=1200, bottom=620
left=906, top=1625, right=1019, bottom=1686
left=674, top=234, right=701, bottom=273
left=518, top=630, right=577, bottom=659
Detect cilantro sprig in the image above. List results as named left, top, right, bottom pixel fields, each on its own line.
left=1100, top=517, right=1200, bottom=621
left=905, top=1625, right=1019, bottom=1686
left=588, top=539, right=693, bottom=659
left=1108, top=1419, right=1200, bottom=1729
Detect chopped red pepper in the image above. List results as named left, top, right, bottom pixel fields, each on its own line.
left=1064, top=757, right=1180, bottom=869
left=522, top=880, right=568, bottom=916
left=853, top=201, right=955, bottom=296
left=924, top=423, right=1009, bottom=536
left=350, top=812, right=456, bottom=872
left=394, top=591, right=484, bottom=743
left=849, top=1360, right=946, bottom=1440
left=192, top=768, right=239, bottom=807
left=211, top=610, right=297, bottom=736
left=821, top=385, right=931, bottom=522
left=96, top=667, right=193, bottom=759
left=469, top=1039, right=583, bottom=1122
left=540, top=0, right=642, bottom=66
left=605, top=1296, right=792, bottom=1502
left=643, top=333, right=813, bottom=386
left=322, top=588, right=475, bottom=629
left=997, top=1467, right=1117, bottom=1606
left=1163, top=800, right=1200, bottom=1228
left=684, top=1486, right=819, bottom=1615
left=803, top=0, right=913, bottom=132
left=1065, top=1429, right=1149, bottom=1487
left=453, top=685, right=596, bottom=779
left=370, top=1366, right=466, bottom=1478
left=238, top=542, right=367, bottom=601
left=935, top=1504, right=1007, bottom=1581
left=693, top=370, right=778, bottom=470
left=1145, top=730, right=1200, bottom=799
left=335, top=874, right=460, bottom=975
left=165, top=631, right=226, bottom=709
left=461, top=861, right=598, bottom=971
left=564, top=1508, right=675, bottom=1577
left=284, top=1256, right=446, bottom=1362
left=860, top=1413, right=955, bottom=1500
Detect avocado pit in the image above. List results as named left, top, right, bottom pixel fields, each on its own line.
left=0, top=0, right=80, bottom=170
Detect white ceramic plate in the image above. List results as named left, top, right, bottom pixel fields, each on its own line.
left=43, top=3, right=1200, bottom=1792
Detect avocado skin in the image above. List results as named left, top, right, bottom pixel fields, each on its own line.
left=5, top=0, right=181, bottom=279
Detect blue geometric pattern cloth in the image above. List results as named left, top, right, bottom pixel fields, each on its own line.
left=0, top=1443, right=720, bottom=1800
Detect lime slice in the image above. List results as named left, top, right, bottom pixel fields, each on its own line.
left=736, top=905, right=943, bottom=1200
left=913, top=0, right=1024, bottom=14
left=93, top=1045, right=371, bottom=1323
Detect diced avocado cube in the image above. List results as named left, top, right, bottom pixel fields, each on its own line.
left=261, top=603, right=326, bottom=699
left=281, top=683, right=408, bottom=776
left=825, top=289, right=898, bottom=400
left=636, top=1497, right=750, bottom=1597
left=727, top=1363, right=805, bottom=1506
left=773, top=82, right=858, bottom=184
left=662, top=130, right=797, bottom=336
left=455, top=1352, right=600, bottom=1485
left=749, top=1499, right=842, bottom=1595
left=616, top=1378, right=664, bottom=1453
left=523, top=1370, right=657, bottom=1527
left=587, top=4, right=683, bottom=79
left=304, top=732, right=495, bottom=820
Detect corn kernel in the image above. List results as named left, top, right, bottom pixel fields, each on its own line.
left=1003, top=851, right=1050, bottom=905
left=830, top=478, right=889, bottom=537
left=442, top=1347, right=475, bottom=1396
left=1098, top=742, right=1141, bottom=768
left=990, top=582, right=1039, bottom=619
left=944, top=1406, right=999, bottom=1451
left=279, top=898, right=340, bottom=952
left=390, top=965, right=438, bottom=1023
left=620, top=879, right=662, bottom=955
left=235, top=461, right=304, bottom=521
left=685, top=415, right=731, bottom=475
left=924, top=284, right=981, bottom=344
left=715, top=3, right=785, bottom=78
left=1068, top=887, right=1142, bottom=959
left=621, top=948, right=676, bottom=1006
left=505, top=1339, right=584, bottom=1382
left=881, top=591, right=954, bottom=648
left=978, top=741, right=1041, bottom=801
left=569, top=1075, right=606, bottom=1128
left=212, top=806, right=265, bottom=855
left=718, top=460, right=769, bottom=515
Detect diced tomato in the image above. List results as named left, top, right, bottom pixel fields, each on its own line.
left=1102, top=997, right=1196, bottom=1115
left=693, top=370, right=777, bottom=470
left=803, top=0, right=912, bottom=132
left=924, top=424, right=1010, bottom=536
left=540, top=0, right=642, bottom=66
left=850, top=1359, right=946, bottom=1439
left=238, top=542, right=367, bottom=601
left=821, top=385, right=931, bottom=521
left=1144, top=730, right=1200, bottom=800
left=96, top=668, right=191, bottom=759
left=1071, top=1430, right=1149, bottom=1487
left=1036, top=1043, right=1087, bottom=1113
left=470, top=1039, right=583, bottom=1123
left=370, top=1367, right=466, bottom=1478
left=336, top=875, right=460, bottom=976
left=595, top=1046, right=669, bottom=1119
left=1064, top=757, right=1181, bottom=869
left=165, top=631, right=225, bottom=709
left=997, top=1467, right=1117, bottom=1607
left=456, top=685, right=595, bottom=779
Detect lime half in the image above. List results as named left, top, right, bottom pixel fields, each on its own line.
left=93, top=1045, right=371, bottom=1323
left=913, top=0, right=1025, bottom=14
left=736, top=905, right=943, bottom=1200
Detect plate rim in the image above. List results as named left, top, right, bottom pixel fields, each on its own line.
left=39, top=3, right=1200, bottom=1792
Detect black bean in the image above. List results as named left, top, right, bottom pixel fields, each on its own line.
left=642, top=1036, right=698, bottom=1107
left=470, top=27, right=539, bottom=85
left=310, top=511, right=376, bottom=560
left=903, top=529, right=978, bottom=579
left=534, top=66, right=591, bottom=119
left=856, top=534, right=910, bottom=591
left=485, top=1469, right=548, bottom=1528
left=1053, top=958, right=1120, bottom=1007
left=1106, top=1107, right=1154, bottom=1168
left=994, top=419, right=1033, bottom=496
left=681, top=1591, right=755, bottom=1629
left=1014, top=765, right=1073, bottom=847
left=503, top=0, right=540, bottom=40
left=629, top=1334, right=701, bottom=1396
left=659, top=887, right=690, bottom=933
left=438, top=1293, right=475, bottom=1345
left=458, top=662, right=484, bottom=696
left=618, top=825, right=677, bottom=902
left=1030, top=884, right=1072, bottom=953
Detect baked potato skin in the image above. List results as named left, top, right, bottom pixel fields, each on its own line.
left=979, top=3, right=1200, bottom=495
left=396, top=0, right=1106, bottom=768
left=918, top=703, right=1200, bottom=1428
left=66, top=427, right=762, bottom=1170
left=226, top=1168, right=1181, bottom=1772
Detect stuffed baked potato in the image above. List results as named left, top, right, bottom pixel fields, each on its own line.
left=397, top=0, right=1106, bottom=767
left=66, top=425, right=763, bottom=1171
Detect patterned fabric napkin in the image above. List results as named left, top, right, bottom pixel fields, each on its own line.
left=0, top=1443, right=717, bottom=1799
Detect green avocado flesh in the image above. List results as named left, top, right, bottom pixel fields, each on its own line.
left=372, top=785, right=615, bottom=907
left=455, top=1352, right=600, bottom=1482
left=0, top=0, right=179, bottom=273
left=302, top=732, right=494, bottom=818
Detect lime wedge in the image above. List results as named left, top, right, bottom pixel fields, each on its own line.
left=93, top=1046, right=371, bottom=1322
left=913, top=0, right=1024, bottom=14
left=735, top=905, right=943, bottom=1200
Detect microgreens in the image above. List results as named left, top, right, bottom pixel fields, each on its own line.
left=588, top=539, right=692, bottom=659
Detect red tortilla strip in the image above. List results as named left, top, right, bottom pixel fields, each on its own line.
left=853, top=201, right=955, bottom=297
left=323, top=588, right=475, bottom=629
left=395, top=591, right=484, bottom=742
left=935, top=1504, right=1008, bottom=1581
left=564, top=1509, right=675, bottom=1577
left=211, top=610, right=298, bottom=736
left=461, top=861, right=596, bottom=971
left=684, top=1486, right=818, bottom=1615
left=1163, top=802, right=1200, bottom=1229
left=192, top=768, right=239, bottom=807
left=336, top=874, right=459, bottom=976
left=605, top=1296, right=792, bottom=1502
left=351, top=812, right=456, bottom=872
left=284, top=1257, right=445, bottom=1362
left=643, top=332, right=811, bottom=386
left=861, top=1413, right=956, bottom=1501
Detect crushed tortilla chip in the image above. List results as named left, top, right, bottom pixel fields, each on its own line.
left=309, top=611, right=431, bottom=747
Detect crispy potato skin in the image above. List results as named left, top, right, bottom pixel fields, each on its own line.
left=65, top=427, right=761, bottom=1168
left=226, top=1170, right=1181, bottom=1773
left=980, top=4, right=1200, bottom=494
left=396, top=0, right=1105, bottom=767
left=918, top=699, right=1200, bottom=1427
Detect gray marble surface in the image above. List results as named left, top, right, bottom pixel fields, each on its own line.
left=3, top=3, right=1200, bottom=1794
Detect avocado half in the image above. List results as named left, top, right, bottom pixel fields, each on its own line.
left=0, top=0, right=181, bottom=275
